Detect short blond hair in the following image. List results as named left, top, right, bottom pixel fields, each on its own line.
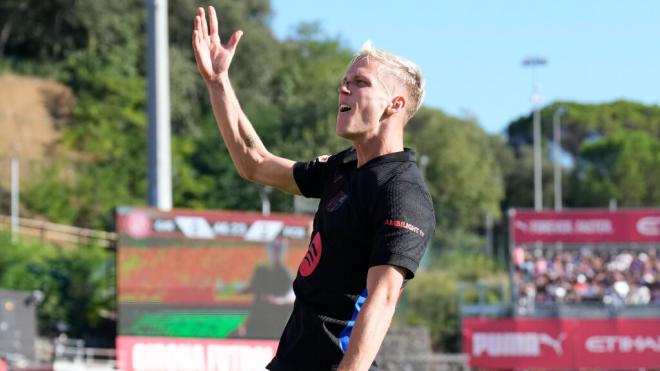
left=349, top=41, right=425, bottom=120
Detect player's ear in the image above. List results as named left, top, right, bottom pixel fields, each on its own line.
left=386, top=95, right=406, bottom=116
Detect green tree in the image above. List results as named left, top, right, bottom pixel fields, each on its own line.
left=270, top=23, right=353, bottom=160
left=403, top=252, right=507, bottom=352
left=570, top=130, right=660, bottom=207
left=42, top=44, right=147, bottom=229
left=498, top=144, right=557, bottom=210
left=167, top=0, right=281, bottom=136
left=0, top=232, right=114, bottom=341
left=406, top=108, right=505, bottom=235
left=503, top=100, right=660, bottom=211
left=0, top=0, right=142, bottom=69
left=507, top=100, right=660, bottom=159
left=0, top=0, right=85, bottom=60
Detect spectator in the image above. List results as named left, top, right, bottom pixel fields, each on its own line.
left=514, top=245, right=660, bottom=308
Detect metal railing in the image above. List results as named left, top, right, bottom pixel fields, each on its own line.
left=377, top=327, right=471, bottom=371
left=0, top=215, right=117, bottom=249
left=378, top=353, right=470, bottom=371
left=53, top=337, right=116, bottom=370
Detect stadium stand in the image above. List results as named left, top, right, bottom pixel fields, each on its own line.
left=513, top=245, right=659, bottom=308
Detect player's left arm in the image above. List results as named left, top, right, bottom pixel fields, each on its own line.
left=337, top=264, right=406, bottom=371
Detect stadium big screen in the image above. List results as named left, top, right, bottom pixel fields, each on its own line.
left=462, top=209, right=660, bottom=369
left=115, top=206, right=313, bottom=371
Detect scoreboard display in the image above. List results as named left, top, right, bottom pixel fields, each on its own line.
left=115, top=206, right=313, bottom=371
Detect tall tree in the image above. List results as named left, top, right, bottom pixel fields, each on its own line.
left=405, top=108, right=505, bottom=245
left=507, top=100, right=660, bottom=159
left=270, top=23, right=354, bottom=160
left=504, top=100, right=660, bottom=211
left=570, top=130, right=660, bottom=207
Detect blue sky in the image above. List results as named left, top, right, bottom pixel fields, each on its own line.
left=269, top=1, right=660, bottom=134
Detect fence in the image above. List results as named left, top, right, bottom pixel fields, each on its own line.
left=377, top=327, right=470, bottom=371
left=52, top=337, right=116, bottom=371
left=0, top=215, right=116, bottom=249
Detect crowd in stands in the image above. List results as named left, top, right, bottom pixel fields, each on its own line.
left=513, top=245, right=660, bottom=307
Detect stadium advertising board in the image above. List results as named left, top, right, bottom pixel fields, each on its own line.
left=115, top=206, right=313, bottom=370
left=116, top=336, right=277, bottom=371
left=511, top=209, right=660, bottom=244
left=463, top=318, right=660, bottom=369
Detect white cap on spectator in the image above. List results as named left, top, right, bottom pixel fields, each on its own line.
left=613, top=280, right=630, bottom=298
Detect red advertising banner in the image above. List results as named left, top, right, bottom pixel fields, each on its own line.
left=463, top=318, right=660, bottom=369
left=116, top=336, right=278, bottom=371
left=511, top=209, right=660, bottom=243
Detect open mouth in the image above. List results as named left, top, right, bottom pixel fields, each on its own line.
left=339, top=104, right=351, bottom=113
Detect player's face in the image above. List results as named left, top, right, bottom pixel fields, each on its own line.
left=336, top=58, right=394, bottom=141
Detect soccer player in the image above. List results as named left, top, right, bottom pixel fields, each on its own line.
left=193, top=6, right=435, bottom=370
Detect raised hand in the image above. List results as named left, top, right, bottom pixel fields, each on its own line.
left=192, top=6, right=243, bottom=83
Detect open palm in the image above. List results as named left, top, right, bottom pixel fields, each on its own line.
left=192, top=6, right=243, bottom=82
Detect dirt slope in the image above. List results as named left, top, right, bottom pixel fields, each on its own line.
left=0, top=73, right=73, bottom=187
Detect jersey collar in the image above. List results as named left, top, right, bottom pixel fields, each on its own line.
left=343, top=147, right=417, bottom=167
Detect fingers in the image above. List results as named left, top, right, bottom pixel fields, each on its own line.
left=192, top=30, right=200, bottom=51
left=227, top=30, right=244, bottom=52
left=194, top=11, right=205, bottom=45
left=194, top=13, right=199, bottom=34
left=208, top=6, right=221, bottom=44
left=194, top=8, right=202, bottom=35
left=199, top=7, right=209, bottom=39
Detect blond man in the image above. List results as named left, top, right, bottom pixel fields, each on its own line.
left=193, top=6, right=434, bottom=370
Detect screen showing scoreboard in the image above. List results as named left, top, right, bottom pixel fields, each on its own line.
left=116, top=206, right=312, bottom=340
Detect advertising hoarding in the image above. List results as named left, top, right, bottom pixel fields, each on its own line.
left=116, top=206, right=313, bottom=370
left=116, top=336, right=278, bottom=371
left=511, top=209, right=660, bottom=244
left=463, top=317, right=660, bottom=369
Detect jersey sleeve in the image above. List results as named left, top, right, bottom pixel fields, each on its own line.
left=293, top=155, right=332, bottom=199
left=370, top=180, right=435, bottom=279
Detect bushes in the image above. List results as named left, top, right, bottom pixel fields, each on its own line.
left=0, top=232, right=115, bottom=342
left=401, top=251, right=508, bottom=352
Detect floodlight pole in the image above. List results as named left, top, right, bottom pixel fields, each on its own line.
left=553, top=106, right=567, bottom=211
left=147, top=0, right=172, bottom=211
left=523, top=57, right=547, bottom=211
left=260, top=186, right=272, bottom=216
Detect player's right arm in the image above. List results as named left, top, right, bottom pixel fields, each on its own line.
left=192, top=6, right=301, bottom=195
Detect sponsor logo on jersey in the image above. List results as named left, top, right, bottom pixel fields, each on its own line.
left=384, top=219, right=425, bottom=237
left=299, top=232, right=322, bottom=277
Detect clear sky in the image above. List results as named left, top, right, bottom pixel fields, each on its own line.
left=269, top=0, right=660, bottom=134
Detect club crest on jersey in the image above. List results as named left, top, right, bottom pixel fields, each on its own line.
left=325, top=191, right=348, bottom=212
